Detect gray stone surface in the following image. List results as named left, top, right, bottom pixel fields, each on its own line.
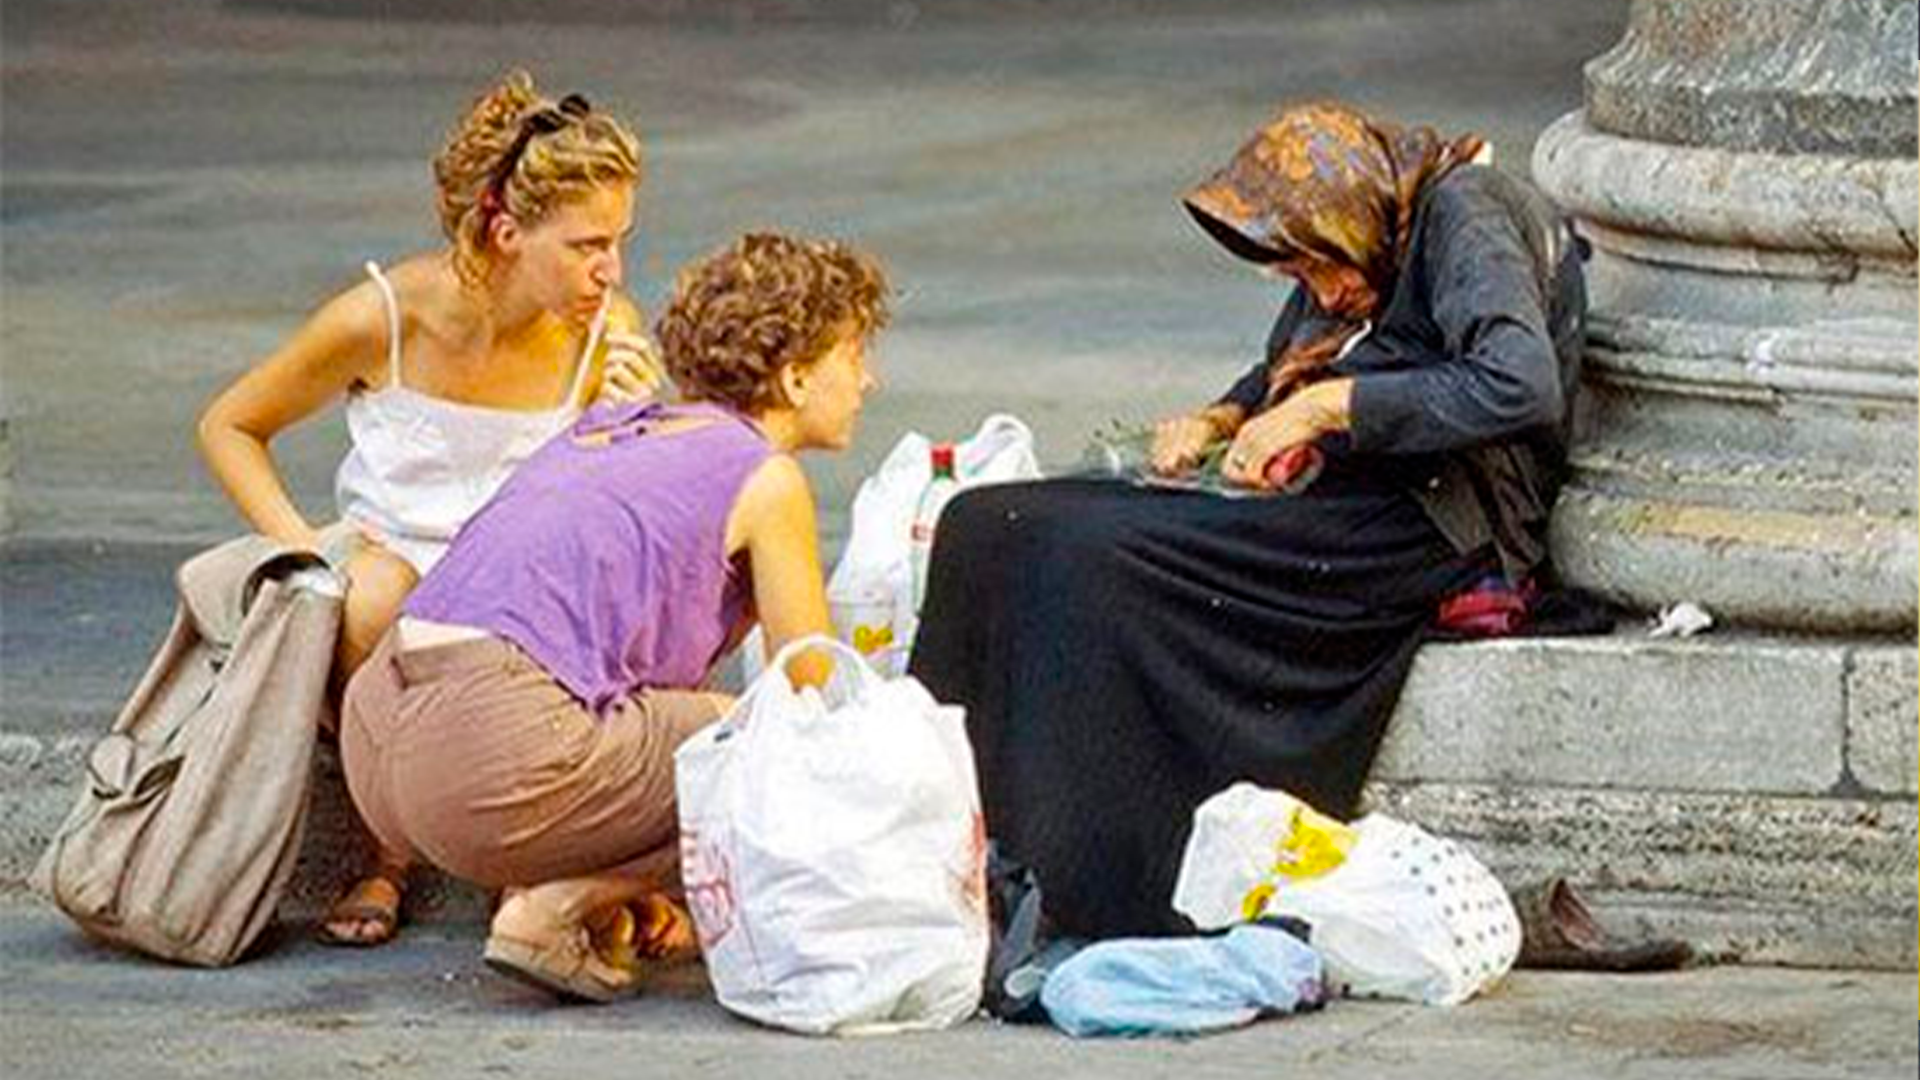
left=1548, top=489, right=1918, bottom=635
left=1375, top=634, right=1847, bottom=795
left=1848, top=647, right=1920, bottom=797
left=1585, top=0, right=1920, bottom=157
left=1363, top=782, right=1918, bottom=969
left=3, top=6, right=1913, bottom=1063
left=1533, top=0, right=1919, bottom=634
left=0, top=540, right=202, bottom=738
left=0, top=734, right=95, bottom=892
left=2, top=894, right=1915, bottom=1080
left=1533, top=112, right=1920, bottom=263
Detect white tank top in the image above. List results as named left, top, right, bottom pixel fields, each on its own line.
left=334, top=261, right=604, bottom=575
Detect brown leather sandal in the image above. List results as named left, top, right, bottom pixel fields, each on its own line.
left=634, top=894, right=700, bottom=964
left=315, top=872, right=405, bottom=947
left=1513, top=877, right=1693, bottom=971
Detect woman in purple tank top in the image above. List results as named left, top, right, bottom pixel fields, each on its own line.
left=338, top=233, right=889, bottom=1002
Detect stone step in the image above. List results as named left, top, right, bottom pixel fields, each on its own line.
left=1380, top=632, right=1916, bottom=800
left=1367, top=632, right=1916, bottom=969
left=5, top=613, right=1912, bottom=967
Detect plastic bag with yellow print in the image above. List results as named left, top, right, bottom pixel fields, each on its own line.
left=1171, top=782, right=1357, bottom=931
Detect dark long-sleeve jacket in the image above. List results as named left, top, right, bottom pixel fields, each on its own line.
left=1216, top=164, right=1586, bottom=580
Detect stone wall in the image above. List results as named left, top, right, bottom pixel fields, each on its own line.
left=1534, top=0, right=1918, bottom=633
left=1370, top=634, right=1917, bottom=969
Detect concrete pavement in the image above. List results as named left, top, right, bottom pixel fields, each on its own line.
left=3, top=896, right=1915, bottom=1080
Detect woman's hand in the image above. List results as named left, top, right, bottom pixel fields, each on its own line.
left=1221, top=378, right=1353, bottom=489
left=313, top=518, right=393, bottom=567
left=596, top=330, right=668, bottom=405
left=1150, top=404, right=1244, bottom=476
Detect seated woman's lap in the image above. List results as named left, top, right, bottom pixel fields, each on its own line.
left=340, top=631, right=727, bottom=891
left=912, top=475, right=1487, bottom=937
left=929, top=476, right=1470, bottom=615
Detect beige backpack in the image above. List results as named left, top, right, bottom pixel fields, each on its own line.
left=33, top=535, right=343, bottom=966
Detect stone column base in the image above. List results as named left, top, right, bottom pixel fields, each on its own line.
left=1533, top=110, right=1918, bottom=633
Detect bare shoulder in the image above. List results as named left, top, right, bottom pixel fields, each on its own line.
left=200, top=268, right=404, bottom=417
left=378, top=254, right=464, bottom=319
left=381, top=252, right=451, bottom=289
left=739, top=453, right=814, bottom=514
left=727, top=452, right=817, bottom=554
left=286, top=273, right=399, bottom=386
left=367, top=255, right=481, bottom=382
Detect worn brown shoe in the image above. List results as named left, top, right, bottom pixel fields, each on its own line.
left=483, top=922, right=642, bottom=1004
left=1513, top=877, right=1694, bottom=971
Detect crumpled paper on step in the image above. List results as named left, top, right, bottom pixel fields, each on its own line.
left=1648, top=602, right=1713, bottom=639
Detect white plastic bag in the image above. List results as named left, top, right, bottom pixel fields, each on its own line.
left=1174, top=787, right=1519, bottom=1007
left=675, top=635, right=989, bottom=1035
left=1171, top=782, right=1358, bottom=930
left=825, top=414, right=1042, bottom=674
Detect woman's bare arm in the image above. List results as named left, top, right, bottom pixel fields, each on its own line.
left=728, top=453, right=835, bottom=688
left=196, top=282, right=386, bottom=548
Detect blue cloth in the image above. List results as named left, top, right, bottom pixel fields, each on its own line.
left=1040, top=923, right=1325, bottom=1038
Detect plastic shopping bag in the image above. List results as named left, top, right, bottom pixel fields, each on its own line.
left=675, top=635, right=989, bottom=1035
left=1171, top=782, right=1359, bottom=929
left=825, top=414, right=1042, bottom=674
left=1174, top=786, right=1519, bottom=1006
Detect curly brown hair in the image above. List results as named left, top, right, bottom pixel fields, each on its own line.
left=656, top=232, right=890, bottom=413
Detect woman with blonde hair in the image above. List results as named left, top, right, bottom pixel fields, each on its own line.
left=198, top=70, right=659, bottom=946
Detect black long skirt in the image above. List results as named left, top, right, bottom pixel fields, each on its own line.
left=909, top=464, right=1487, bottom=940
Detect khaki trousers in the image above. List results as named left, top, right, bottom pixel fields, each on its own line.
left=340, top=630, right=726, bottom=891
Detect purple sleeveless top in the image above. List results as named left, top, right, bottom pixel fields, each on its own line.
left=405, top=401, right=771, bottom=713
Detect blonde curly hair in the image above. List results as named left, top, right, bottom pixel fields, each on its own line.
left=656, top=232, right=891, bottom=413
left=433, top=70, right=642, bottom=287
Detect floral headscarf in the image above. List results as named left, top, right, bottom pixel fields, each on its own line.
left=1183, top=101, right=1485, bottom=405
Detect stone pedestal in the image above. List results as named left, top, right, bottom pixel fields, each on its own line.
left=1532, top=0, right=1918, bottom=632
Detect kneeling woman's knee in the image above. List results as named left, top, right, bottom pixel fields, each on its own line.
left=344, top=547, right=419, bottom=635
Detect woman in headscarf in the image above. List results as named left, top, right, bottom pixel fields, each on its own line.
left=909, top=101, right=1586, bottom=940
